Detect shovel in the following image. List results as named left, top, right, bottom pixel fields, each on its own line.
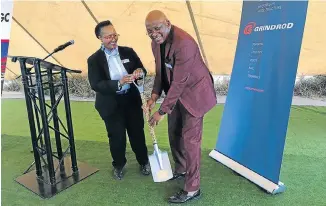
left=133, top=74, right=173, bottom=182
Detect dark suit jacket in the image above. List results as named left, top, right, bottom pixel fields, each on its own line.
left=87, top=46, right=147, bottom=119
left=151, top=25, right=217, bottom=117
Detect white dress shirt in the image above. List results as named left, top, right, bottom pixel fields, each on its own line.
left=102, top=45, right=130, bottom=93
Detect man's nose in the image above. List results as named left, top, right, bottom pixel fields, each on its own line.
left=151, top=32, right=159, bottom=38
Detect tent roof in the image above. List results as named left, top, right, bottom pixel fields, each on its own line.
left=5, top=1, right=326, bottom=79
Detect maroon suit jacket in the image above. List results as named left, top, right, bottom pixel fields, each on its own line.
left=151, top=25, right=217, bottom=117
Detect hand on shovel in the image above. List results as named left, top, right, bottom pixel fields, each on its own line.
left=149, top=111, right=164, bottom=127
left=132, top=68, right=144, bottom=79
left=120, top=74, right=135, bottom=85
left=145, top=98, right=156, bottom=114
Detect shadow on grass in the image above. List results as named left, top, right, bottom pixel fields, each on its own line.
left=291, top=106, right=326, bottom=115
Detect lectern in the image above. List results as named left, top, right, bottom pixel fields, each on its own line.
left=11, top=56, right=99, bottom=199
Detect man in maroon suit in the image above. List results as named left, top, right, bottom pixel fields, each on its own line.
left=145, top=10, right=217, bottom=203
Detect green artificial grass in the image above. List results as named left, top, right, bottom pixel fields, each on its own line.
left=1, top=99, right=326, bottom=205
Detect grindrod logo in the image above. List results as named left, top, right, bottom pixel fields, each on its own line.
left=244, top=22, right=294, bottom=35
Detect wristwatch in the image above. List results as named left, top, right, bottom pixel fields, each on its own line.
left=158, top=108, right=166, bottom=115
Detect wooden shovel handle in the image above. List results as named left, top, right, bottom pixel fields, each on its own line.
left=140, top=94, right=158, bottom=144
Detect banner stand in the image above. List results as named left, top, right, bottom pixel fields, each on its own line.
left=209, top=1, right=308, bottom=195
left=209, top=150, right=285, bottom=194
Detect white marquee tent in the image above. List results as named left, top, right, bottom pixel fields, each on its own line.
left=4, top=1, right=326, bottom=80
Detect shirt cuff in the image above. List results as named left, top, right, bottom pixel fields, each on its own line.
left=158, top=108, right=166, bottom=115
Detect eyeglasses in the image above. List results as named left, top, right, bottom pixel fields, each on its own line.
left=146, top=24, right=164, bottom=36
left=101, top=33, right=120, bottom=40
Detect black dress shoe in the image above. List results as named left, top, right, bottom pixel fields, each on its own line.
left=169, top=172, right=186, bottom=181
left=113, top=167, right=124, bottom=180
left=140, top=163, right=151, bottom=176
left=168, top=189, right=201, bottom=204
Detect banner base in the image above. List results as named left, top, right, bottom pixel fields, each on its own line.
left=209, top=150, right=285, bottom=195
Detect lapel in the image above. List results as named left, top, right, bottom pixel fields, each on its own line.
left=164, top=27, right=176, bottom=83
left=98, top=46, right=132, bottom=80
left=118, top=47, right=131, bottom=73
left=98, top=49, right=111, bottom=80
left=165, top=43, right=177, bottom=83
left=164, top=43, right=171, bottom=83
left=152, top=26, right=176, bottom=83
left=153, top=43, right=161, bottom=80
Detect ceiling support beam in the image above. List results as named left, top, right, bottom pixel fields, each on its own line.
left=12, top=17, right=62, bottom=66
left=185, top=0, right=210, bottom=70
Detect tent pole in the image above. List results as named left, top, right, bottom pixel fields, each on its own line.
left=81, top=1, right=99, bottom=24
left=12, top=17, right=62, bottom=66
left=185, top=0, right=210, bottom=70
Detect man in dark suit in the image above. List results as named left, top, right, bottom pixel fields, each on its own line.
left=145, top=11, right=217, bottom=203
left=87, top=20, right=150, bottom=180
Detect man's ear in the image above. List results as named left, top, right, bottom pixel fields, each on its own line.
left=165, top=19, right=171, bottom=27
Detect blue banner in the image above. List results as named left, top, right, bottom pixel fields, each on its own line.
left=214, top=1, right=308, bottom=185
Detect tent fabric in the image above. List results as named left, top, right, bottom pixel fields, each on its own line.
left=5, top=1, right=326, bottom=80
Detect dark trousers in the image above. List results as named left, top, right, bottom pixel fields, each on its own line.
left=103, top=93, right=148, bottom=169
left=168, top=101, right=203, bottom=192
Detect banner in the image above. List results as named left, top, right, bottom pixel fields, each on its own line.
left=1, top=0, right=14, bottom=94
left=209, top=1, right=308, bottom=194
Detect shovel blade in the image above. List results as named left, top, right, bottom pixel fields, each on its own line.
left=149, top=150, right=173, bottom=182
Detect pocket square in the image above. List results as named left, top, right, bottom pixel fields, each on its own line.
left=122, top=59, right=130, bottom=63
left=165, top=62, right=173, bottom=70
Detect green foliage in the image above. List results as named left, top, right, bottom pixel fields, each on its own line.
left=4, top=74, right=326, bottom=98
left=293, top=75, right=326, bottom=97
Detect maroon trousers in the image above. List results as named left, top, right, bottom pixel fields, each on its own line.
left=167, top=101, right=203, bottom=192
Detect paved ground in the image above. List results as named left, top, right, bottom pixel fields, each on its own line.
left=2, top=91, right=326, bottom=106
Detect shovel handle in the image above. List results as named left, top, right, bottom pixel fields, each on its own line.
left=140, top=94, right=158, bottom=144
left=132, top=73, right=145, bottom=94
left=132, top=75, right=158, bottom=143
